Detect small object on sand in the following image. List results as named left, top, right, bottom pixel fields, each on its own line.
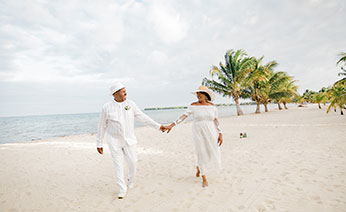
left=240, top=132, right=247, bottom=139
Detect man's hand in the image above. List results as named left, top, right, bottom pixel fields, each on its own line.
left=97, top=147, right=103, bottom=154
left=160, top=125, right=167, bottom=132
left=217, top=133, right=223, bottom=146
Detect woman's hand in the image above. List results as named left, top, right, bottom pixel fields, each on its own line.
left=217, top=133, right=223, bottom=146
left=165, top=123, right=176, bottom=133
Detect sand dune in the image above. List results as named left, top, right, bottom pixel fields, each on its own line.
left=1, top=104, right=345, bottom=212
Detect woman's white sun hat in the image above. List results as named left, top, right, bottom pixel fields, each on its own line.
left=110, top=82, right=125, bottom=95
left=192, top=85, right=215, bottom=102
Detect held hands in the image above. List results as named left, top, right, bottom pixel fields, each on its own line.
left=160, top=123, right=175, bottom=133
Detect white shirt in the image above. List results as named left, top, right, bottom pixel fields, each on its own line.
left=96, top=99, right=161, bottom=148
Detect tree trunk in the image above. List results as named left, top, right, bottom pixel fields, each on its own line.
left=283, top=102, right=288, bottom=110
left=255, top=101, right=260, bottom=113
left=234, top=98, right=244, bottom=116
left=318, top=103, right=321, bottom=109
left=264, top=102, right=269, bottom=112
left=278, top=102, right=282, bottom=110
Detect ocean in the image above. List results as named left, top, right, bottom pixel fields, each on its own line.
left=0, top=104, right=281, bottom=144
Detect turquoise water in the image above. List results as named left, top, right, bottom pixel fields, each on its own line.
left=0, top=104, right=280, bottom=144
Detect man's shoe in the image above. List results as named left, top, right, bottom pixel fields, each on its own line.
left=118, top=192, right=126, bottom=199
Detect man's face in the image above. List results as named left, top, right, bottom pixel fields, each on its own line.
left=113, top=88, right=127, bottom=102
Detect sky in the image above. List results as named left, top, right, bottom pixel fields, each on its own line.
left=0, top=0, right=345, bottom=117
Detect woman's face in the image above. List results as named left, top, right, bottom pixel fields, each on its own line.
left=197, top=92, right=207, bottom=102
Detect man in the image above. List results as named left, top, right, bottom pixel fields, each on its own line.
left=96, top=82, right=165, bottom=199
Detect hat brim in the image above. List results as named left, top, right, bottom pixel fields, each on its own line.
left=110, top=86, right=125, bottom=96
left=192, top=90, right=215, bottom=102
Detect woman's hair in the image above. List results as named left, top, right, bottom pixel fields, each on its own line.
left=198, top=91, right=211, bottom=101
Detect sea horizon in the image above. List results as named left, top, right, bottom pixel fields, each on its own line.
left=0, top=103, right=283, bottom=144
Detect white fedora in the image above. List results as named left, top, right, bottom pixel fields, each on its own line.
left=192, top=85, right=215, bottom=102
left=110, top=82, right=125, bottom=95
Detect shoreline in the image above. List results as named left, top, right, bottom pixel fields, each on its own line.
left=0, top=103, right=297, bottom=146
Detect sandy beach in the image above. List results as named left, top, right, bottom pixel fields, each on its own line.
left=1, top=104, right=345, bottom=212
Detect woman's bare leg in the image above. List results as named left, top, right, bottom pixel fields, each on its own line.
left=202, top=175, right=208, bottom=187
left=196, top=166, right=200, bottom=177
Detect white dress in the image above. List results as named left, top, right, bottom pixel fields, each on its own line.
left=175, top=105, right=222, bottom=175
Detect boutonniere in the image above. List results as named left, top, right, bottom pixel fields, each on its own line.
left=125, top=105, right=131, bottom=110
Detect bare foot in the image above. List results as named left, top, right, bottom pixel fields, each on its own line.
left=196, top=166, right=200, bottom=177
left=202, top=175, right=208, bottom=187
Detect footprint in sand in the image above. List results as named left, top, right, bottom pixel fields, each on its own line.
left=280, top=172, right=289, bottom=177
left=255, top=204, right=266, bottom=212
left=237, top=190, right=244, bottom=196
left=183, top=201, right=192, bottom=209
left=264, top=200, right=276, bottom=210
left=237, top=205, right=245, bottom=210
left=311, top=196, right=321, bottom=201
left=272, top=179, right=281, bottom=184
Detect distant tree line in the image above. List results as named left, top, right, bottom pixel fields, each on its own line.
left=296, top=52, right=346, bottom=115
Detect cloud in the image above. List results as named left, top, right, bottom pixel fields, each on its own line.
left=0, top=0, right=126, bottom=83
left=147, top=50, right=169, bottom=65
left=1, top=0, right=346, bottom=116
left=147, top=1, right=189, bottom=44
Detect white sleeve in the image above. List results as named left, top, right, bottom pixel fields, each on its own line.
left=96, top=107, right=107, bottom=148
left=133, top=102, right=161, bottom=129
left=174, top=106, right=192, bottom=125
left=214, top=107, right=222, bottom=133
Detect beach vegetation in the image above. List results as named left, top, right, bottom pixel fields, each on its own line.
left=243, top=57, right=278, bottom=113
left=203, top=49, right=253, bottom=115
left=204, top=49, right=299, bottom=114
left=326, top=85, right=346, bottom=115
left=312, top=92, right=326, bottom=109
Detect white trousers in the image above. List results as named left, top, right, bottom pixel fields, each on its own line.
left=108, top=137, right=138, bottom=195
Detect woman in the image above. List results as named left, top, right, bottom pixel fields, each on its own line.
left=165, top=86, right=223, bottom=187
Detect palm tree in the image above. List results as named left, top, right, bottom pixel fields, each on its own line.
left=243, top=57, right=278, bottom=113
left=302, top=89, right=316, bottom=103
left=336, top=52, right=346, bottom=68
left=260, top=71, right=294, bottom=112
left=326, top=85, right=346, bottom=115
left=276, top=78, right=298, bottom=110
left=203, top=49, right=254, bottom=115
left=336, top=52, right=346, bottom=85
left=312, top=92, right=325, bottom=109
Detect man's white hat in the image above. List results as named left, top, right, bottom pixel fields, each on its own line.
left=192, top=85, right=215, bottom=102
left=110, top=82, right=125, bottom=95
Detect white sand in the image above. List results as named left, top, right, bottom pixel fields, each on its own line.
left=1, top=105, right=346, bottom=212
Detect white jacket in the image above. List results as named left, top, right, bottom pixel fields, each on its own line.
left=96, top=99, right=160, bottom=147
